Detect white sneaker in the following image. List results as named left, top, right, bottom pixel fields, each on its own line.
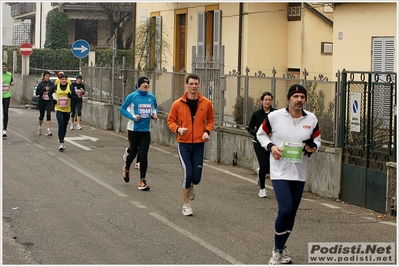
left=123, top=148, right=129, bottom=161
left=182, top=204, right=193, bottom=216
left=258, top=188, right=267, bottom=198
left=70, top=123, right=74, bottom=130
left=38, top=126, right=42, bottom=135
left=2, top=130, right=7, bottom=137
left=76, top=124, right=82, bottom=130
left=134, top=162, right=140, bottom=170
left=269, top=247, right=292, bottom=265
left=58, top=143, right=66, bottom=151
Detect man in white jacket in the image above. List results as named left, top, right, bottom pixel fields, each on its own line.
left=257, top=84, right=321, bottom=265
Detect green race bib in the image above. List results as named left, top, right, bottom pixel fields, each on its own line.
left=282, top=140, right=303, bottom=163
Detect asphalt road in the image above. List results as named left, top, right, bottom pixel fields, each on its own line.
left=2, top=102, right=397, bottom=265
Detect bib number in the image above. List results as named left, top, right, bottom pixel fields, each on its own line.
left=58, top=97, right=69, bottom=108
left=42, top=91, right=50, bottom=100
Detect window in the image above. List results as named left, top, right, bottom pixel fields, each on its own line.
left=287, top=3, right=301, bottom=21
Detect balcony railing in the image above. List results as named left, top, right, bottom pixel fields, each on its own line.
left=11, top=3, right=36, bottom=17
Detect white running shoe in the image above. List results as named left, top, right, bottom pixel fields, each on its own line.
left=76, top=124, right=82, bottom=130
left=258, top=188, right=267, bottom=198
left=2, top=130, right=7, bottom=137
left=70, top=123, right=74, bottom=130
left=38, top=126, right=42, bottom=135
left=182, top=204, right=193, bottom=216
left=134, top=162, right=140, bottom=170
left=58, top=143, right=66, bottom=151
left=269, top=247, right=292, bottom=265
left=46, top=129, right=52, bottom=136
left=123, top=148, right=129, bottom=161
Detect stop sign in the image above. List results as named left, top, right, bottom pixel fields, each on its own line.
left=19, top=42, right=33, bottom=56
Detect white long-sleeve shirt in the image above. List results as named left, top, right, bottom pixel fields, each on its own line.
left=256, top=107, right=321, bottom=182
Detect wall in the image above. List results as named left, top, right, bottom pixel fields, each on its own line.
left=332, top=3, right=397, bottom=74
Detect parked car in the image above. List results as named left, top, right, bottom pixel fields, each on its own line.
left=31, top=77, right=76, bottom=107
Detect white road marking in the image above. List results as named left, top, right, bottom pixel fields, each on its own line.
left=149, top=212, right=243, bottom=265
left=129, top=200, right=146, bottom=209
left=64, top=135, right=98, bottom=151
left=320, top=203, right=341, bottom=209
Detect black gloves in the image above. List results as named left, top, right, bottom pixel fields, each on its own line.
left=67, top=92, right=72, bottom=98
left=303, top=138, right=317, bottom=157
left=52, top=99, right=57, bottom=105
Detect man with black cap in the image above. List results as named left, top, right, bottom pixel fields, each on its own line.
left=69, top=74, right=85, bottom=130
left=257, top=84, right=321, bottom=265
left=120, top=76, right=158, bottom=191
left=35, top=71, right=55, bottom=136
left=2, top=61, right=15, bottom=137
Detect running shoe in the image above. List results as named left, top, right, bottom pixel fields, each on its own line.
left=76, top=124, right=82, bottom=130
left=269, top=247, right=292, bottom=265
left=38, top=127, right=42, bottom=135
left=134, top=162, right=140, bottom=170
left=189, top=185, right=195, bottom=201
left=58, top=143, right=65, bottom=151
left=138, top=180, right=150, bottom=191
left=182, top=204, right=193, bottom=216
left=123, top=148, right=129, bottom=161
left=2, top=130, right=7, bottom=138
left=46, top=129, right=52, bottom=136
left=258, top=188, right=267, bottom=198
left=123, top=165, right=130, bottom=183
left=70, top=123, right=74, bottom=130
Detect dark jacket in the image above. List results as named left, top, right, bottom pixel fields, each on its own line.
left=247, top=107, right=276, bottom=143
left=36, top=79, right=55, bottom=101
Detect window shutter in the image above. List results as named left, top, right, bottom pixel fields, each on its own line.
left=213, top=10, right=221, bottom=65
left=197, top=12, right=205, bottom=59
left=372, top=36, right=395, bottom=126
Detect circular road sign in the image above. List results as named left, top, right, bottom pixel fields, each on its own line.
left=19, top=42, right=33, bottom=56
left=72, top=39, right=90, bottom=59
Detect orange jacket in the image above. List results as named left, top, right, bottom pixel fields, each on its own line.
left=167, top=91, right=215, bottom=143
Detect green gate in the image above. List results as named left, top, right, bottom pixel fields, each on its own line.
left=339, top=70, right=396, bottom=213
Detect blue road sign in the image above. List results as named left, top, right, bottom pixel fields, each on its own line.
left=72, top=39, right=90, bottom=58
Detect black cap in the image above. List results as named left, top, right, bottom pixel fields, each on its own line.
left=137, top=76, right=150, bottom=87
left=287, top=84, right=307, bottom=99
left=76, top=74, right=83, bottom=79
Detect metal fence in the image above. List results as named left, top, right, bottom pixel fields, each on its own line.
left=80, top=63, right=338, bottom=145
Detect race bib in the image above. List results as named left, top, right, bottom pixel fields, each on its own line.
left=138, top=104, right=151, bottom=118
left=282, top=140, right=303, bottom=163
left=75, top=89, right=83, bottom=98
left=58, top=97, right=69, bottom=108
left=2, top=84, right=9, bottom=93
left=42, top=91, right=50, bottom=100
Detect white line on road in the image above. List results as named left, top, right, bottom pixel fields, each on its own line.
left=320, top=203, right=341, bottom=209
left=129, top=200, right=146, bottom=209
left=149, top=212, right=244, bottom=265
left=57, top=157, right=128, bottom=197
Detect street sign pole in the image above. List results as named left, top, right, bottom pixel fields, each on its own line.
left=19, top=42, right=33, bottom=104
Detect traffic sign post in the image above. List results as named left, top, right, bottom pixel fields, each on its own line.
left=19, top=42, right=33, bottom=104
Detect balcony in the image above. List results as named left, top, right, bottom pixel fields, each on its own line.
left=10, top=2, right=36, bottom=20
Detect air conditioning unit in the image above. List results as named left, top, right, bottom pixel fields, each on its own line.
left=321, top=42, right=333, bottom=54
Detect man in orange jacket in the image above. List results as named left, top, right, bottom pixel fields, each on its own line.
left=167, top=73, right=215, bottom=216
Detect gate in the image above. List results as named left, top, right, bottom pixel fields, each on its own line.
left=339, top=70, right=396, bottom=213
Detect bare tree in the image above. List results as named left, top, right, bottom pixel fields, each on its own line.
left=97, top=3, right=136, bottom=50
